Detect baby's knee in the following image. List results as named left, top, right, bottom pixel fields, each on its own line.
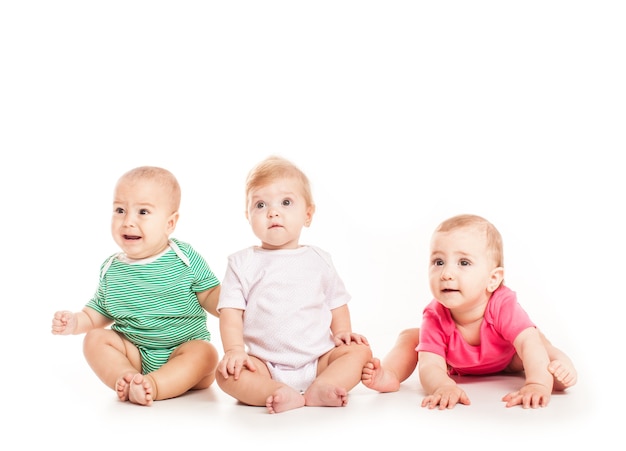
left=215, top=370, right=240, bottom=394
left=396, top=328, right=420, bottom=347
left=175, top=340, right=218, bottom=361
left=82, top=328, right=110, bottom=349
left=347, top=341, right=373, bottom=362
left=215, top=371, right=228, bottom=388
left=82, top=328, right=128, bottom=360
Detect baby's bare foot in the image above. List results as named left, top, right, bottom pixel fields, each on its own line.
left=266, top=386, right=305, bottom=414
left=361, top=358, right=400, bottom=393
left=128, top=374, right=155, bottom=406
left=548, top=360, right=577, bottom=391
left=115, top=373, right=135, bottom=402
left=304, top=383, right=348, bottom=407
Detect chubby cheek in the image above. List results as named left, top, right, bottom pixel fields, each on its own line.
left=110, top=231, right=124, bottom=249
left=249, top=217, right=267, bottom=236
left=110, top=220, right=120, bottom=236
left=247, top=210, right=262, bottom=225
left=111, top=214, right=126, bottom=229
left=428, top=276, right=439, bottom=293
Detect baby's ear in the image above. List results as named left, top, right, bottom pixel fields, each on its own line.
left=487, top=267, right=504, bottom=292
left=167, top=211, right=180, bottom=234
left=304, top=204, right=315, bottom=227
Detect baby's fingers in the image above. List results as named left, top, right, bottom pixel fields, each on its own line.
left=423, top=388, right=470, bottom=410
left=502, top=390, right=521, bottom=407
left=421, top=394, right=441, bottom=409
left=351, top=334, right=369, bottom=345
left=333, top=334, right=351, bottom=346
left=503, top=391, right=545, bottom=408
left=52, top=312, right=67, bottom=325
left=244, top=358, right=257, bottom=373
left=422, top=394, right=454, bottom=409
left=229, top=359, right=244, bottom=380
left=216, top=360, right=231, bottom=379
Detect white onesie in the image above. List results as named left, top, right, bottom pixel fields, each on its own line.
left=217, top=245, right=351, bottom=390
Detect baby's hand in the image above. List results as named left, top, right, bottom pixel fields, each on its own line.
left=217, top=350, right=256, bottom=380
left=333, top=332, right=370, bottom=346
left=421, top=385, right=470, bottom=410
left=502, top=383, right=551, bottom=408
left=51, top=311, right=77, bottom=335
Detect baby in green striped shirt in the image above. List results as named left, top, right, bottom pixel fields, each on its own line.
left=51, top=166, right=221, bottom=406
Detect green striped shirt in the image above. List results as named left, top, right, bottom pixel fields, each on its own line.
left=86, top=238, right=219, bottom=349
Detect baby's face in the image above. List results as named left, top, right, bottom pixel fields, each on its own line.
left=246, top=176, right=314, bottom=250
left=428, top=226, right=502, bottom=311
left=111, top=178, right=178, bottom=259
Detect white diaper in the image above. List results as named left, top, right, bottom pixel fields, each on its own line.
left=266, top=360, right=318, bottom=393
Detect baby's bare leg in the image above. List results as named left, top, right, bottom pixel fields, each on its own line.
left=83, top=329, right=142, bottom=399
left=307, top=340, right=373, bottom=406
left=145, top=340, right=219, bottom=401
left=217, top=355, right=300, bottom=412
left=362, top=328, right=419, bottom=392
left=537, top=329, right=577, bottom=390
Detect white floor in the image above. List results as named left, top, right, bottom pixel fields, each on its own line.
left=10, top=325, right=607, bottom=450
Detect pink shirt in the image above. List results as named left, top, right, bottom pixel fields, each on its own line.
left=416, top=285, right=535, bottom=375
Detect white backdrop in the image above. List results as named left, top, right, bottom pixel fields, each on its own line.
left=1, top=1, right=623, bottom=445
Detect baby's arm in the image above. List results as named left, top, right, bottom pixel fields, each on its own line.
left=217, top=307, right=256, bottom=380
left=197, top=284, right=221, bottom=317
left=330, top=305, right=369, bottom=346
left=502, top=327, right=552, bottom=408
left=51, top=307, right=111, bottom=335
left=418, top=351, right=470, bottom=409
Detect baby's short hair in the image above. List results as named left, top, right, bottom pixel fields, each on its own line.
left=435, top=214, right=504, bottom=267
left=119, top=166, right=181, bottom=212
left=245, top=156, right=314, bottom=208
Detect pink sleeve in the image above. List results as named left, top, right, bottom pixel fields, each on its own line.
left=416, top=300, right=450, bottom=358
left=487, top=286, right=535, bottom=342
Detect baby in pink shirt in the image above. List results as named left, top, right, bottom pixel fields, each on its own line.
left=362, top=214, right=577, bottom=409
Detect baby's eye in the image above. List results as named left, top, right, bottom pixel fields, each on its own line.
left=281, top=199, right=292, bottom=207
left=433, top=259, right=444, bottom=266
left=115, top=207, right=125, bottom=214
left=139, top=209, right=149, bottom=215
left=459, top=260, right=471, bottom=266
left=255, top=201, right=266, bottom=209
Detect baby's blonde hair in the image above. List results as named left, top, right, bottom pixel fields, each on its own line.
left=435, top=214, right=504, bottom=267
left=118, top=166, right=181, bottom=212
left=245, top=156, right=314, bottom=208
